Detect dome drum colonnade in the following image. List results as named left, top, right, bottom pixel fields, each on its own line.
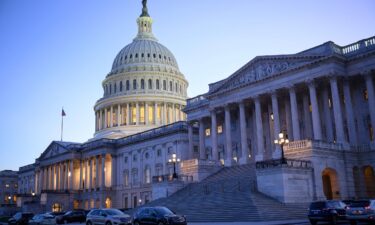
left=94, top=2, right=188, bottom=139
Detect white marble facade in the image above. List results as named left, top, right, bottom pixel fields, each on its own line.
left=17, top=3, right=375, bottom=212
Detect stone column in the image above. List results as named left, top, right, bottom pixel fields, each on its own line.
left=101, top=155, right=106, bottom=189
left=69, top=160, right=73, bottom=190
left=154, top=102, right=159, bottom=125
left=308, top=80, right=323, bottom=140
left=364, top=72, right=375, bottom=139
left=136, top=103, right=139, bottom=125
left=172, top=104, right=176, bottom=123
left=239, top=102, right=248, bottom=165
left=145, top=102, right=149, bottom=125
left=39, top=169, right=44, bottom=192
left=85, top=159, right=89, bottom=191
left=126, top=103, right=130, bottom=125
left=289, top=86, right=301, bottom=140
left=95, top=156, right=99, bottom=189
left=163, top=103, right=167, bottom=124
left=65, top=162, right=69, bottom=190
left=98, top=111, right=102, bottom=130
left=321, top=86, right=334, bottom=142
left=224, top=105, right=232, bottom=166
left=79, top=160, right=83, bottom=190
left=330, top=76, right=346, bottom=143
left=199, top=118, right=206, bottom=160
left=89, top=158, right=93, bottom=190
left=188, top=123, right=194, bottom=158
left=271, top=92, right=281, bottom=158
left=343, top=79, right=357, bottom=145
left=58, top=163, right=62, bottom=190
left=117, top=104, right=121, bottom=126
left=255, top=97, right=264, bottom=161
left=302, top=94, right=312, bottom=139
left=211, top=110, right=218, bottom=161
left=104, top=108, right=108, bottom=128
left=111, top=155, right=117, bottom=188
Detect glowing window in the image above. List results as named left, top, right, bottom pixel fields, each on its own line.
left=132, top=106, right=137, bottom=124
left=205, top=128, right=211, bottom=136
left=148, top=106, right=154, bottom=124
left=140, top=105, right=145, bottom=124
left=217, top=125, right=223, bottom=134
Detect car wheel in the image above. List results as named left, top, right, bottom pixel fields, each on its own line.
left=133, top=221, right=140, bottom=225
left=105, top=222, right=112, bottom=225
left=86, top=221, right=92, bottom=225
left=309, top=219, right=317, bottom=225
left=157, top=222, right=164, bottom=225
left=63, top=220, right=68, bottom=224
left=349, top=220, right=357, bottom=225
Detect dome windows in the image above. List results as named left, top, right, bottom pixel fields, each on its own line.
left=130, top=54, right=133, bottom=59
left=135, top=53, right=138, bottom=58
left=114, top=83, right=117, bottom=93
left=153, top=54, right=156, bottom=58
left=120, top=81, right=123, bottom=92
left=141, top=53, right=144, bottom=58
left=126, top=80, right=130, bottom=91
left=148, top=79, right=152, bottom=89
left=169, top=81, right=173, bottom=91
left=163, top=80, right=167, bottom=90
left=133, top=79, right=137, bottom=90
left=148, top=53, right=150, bottom=58
left=141, top=79, right=145, bottom=89
left=156, top=79, right=160, bottom=90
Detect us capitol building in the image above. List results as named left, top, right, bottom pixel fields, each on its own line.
left=15, top=2, right=375, bottom=213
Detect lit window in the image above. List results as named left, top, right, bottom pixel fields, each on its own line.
left=140, top=105, right=145, bottom=124
left=309, top=104, right=312, bottom=112
left=217, top=125, right=223, bottom=134
left=205, top=128, right=211, bottom=136
left=328, top=98, right=332, bottom=108
left=270, top=113, right=274, bottom=121
left=132, top=106, right=137, bottom=124
left=5, top=184, right=9, bottom=188
left=148, top=106, right=154, bottom=124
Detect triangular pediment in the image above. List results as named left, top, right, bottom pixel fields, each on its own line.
left=208, top=55, right=325, bottom=95
left=38, top=141, right=71, bottom=160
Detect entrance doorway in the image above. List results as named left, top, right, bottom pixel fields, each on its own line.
left=363, top=166, right=375, bottom=198
left=322, top=168, right=340, bottom=200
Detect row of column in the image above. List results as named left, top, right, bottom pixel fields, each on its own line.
left=95, top=102, right=185, bottom=131
left=188, top=72, right=375, bottom=163
left=37, top=160, right=73, bottom=193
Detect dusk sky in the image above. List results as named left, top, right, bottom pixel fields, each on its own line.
left=0, top=0, right=374, bottom=171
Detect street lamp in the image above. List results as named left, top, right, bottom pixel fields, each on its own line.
left=274, top=132, right=289, bottom=164
left=168, top=153, right=180, bottom=179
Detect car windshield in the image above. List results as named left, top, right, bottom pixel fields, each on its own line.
left=155, top=207, right=174, bottom=216
left=310, top=202, right=326, bottom=209
left=350, top=201, right=370, bottom=207
left=104, top=209, right=124, bottom=216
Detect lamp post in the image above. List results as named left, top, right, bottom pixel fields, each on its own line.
left=274, top=132, right=289, bottom=164
left=168, top=153, right=180, bottom=179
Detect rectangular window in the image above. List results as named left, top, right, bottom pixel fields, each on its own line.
left=140, top=105, right=145, bottom=124
left=205, top=128, right=211, bottom=136
left=148, top=106, right=154, bottom=124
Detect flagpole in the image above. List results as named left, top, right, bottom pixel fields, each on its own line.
left=61, top=110, right=64, bottom=141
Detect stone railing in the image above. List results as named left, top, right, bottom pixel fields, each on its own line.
left=186, top=95, right=209, bottom=109
left=284, top=139, right=352, bottom=151
left=152, top=174, right=194, bottom=183
left=255, top=158, right=312, bottom=169
left=180, top=159, right=220, bottom=168
left=339, top=36, right=375, bottom=55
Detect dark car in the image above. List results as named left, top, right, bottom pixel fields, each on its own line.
left=56, top=210, right=86, bottom=224
left=28, top=214, right=55, bottom=225
left=307, top=200, right=346, bottom=225
left=45, top=212, right=66, bottom=219
left=346, top=199, right=375, bottom=225
left=86, top=208, right=131, bottom=225
left=132, top=207, right=186, bottom=225
left=8, top=212, right=34, bottom=225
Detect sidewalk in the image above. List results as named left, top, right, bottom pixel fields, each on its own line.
left=189, top=220, right=308, bottom=225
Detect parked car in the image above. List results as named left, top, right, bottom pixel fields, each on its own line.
left=86, top=208, right=131, bottom=225
left=56, top=211, right=86, bottom=224
left=307, top=200, right=346, bottom=225
left=346, top=199, right=375, bottom=225
left=45, top=212, right=65, bottom=218
left=132, top=206, right=187, bottom=225
left=28, top=214, right=55, bottom=225
left=8, top=212, right=34, bottom=225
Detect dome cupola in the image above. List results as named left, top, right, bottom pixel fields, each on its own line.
left=93, top=0, right=189, bottom=139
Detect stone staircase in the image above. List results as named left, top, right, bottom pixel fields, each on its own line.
left=143, top=164, right=308, bottom=222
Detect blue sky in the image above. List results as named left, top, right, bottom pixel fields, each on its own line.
left=0, top=0, right=374, bottom=171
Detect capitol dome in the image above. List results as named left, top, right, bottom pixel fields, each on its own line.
left=93, top=2, right=189, bottom=139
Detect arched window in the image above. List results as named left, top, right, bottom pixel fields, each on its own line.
left=114, top=83, right=117, bottom=93
left=175, top=83, right=178, bottom=93
left=126, top=80, right=130, bottom=90
left=148, top=79, right=152, bottom=89
left=104, top=85, right=108, bottom=95
left=163, top=80, right=167, bottom=90
left=120, top=81, right=123, bottom=92
left=156, top=79, right=160, bottom=90
left=169, top=81, right=173, bottom=91
left=110, top=84, right=112, bottom=94
left=179, top=85, right=182, bottom=94
left=141, top=79, right=145, bottom=89
left=133, top=79, right=137, bottom=90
